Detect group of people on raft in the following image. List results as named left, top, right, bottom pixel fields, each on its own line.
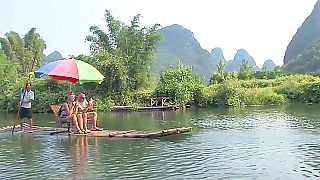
left=18, top=81, right=102, bottom=134
left=60, top=91, right=102, bottom=134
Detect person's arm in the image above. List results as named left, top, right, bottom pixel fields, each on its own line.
left=73, top=102, right=78, bottom=114
left=88, top=98, right=94, bottom=109
left=64, top=103, right=71, bottom=115
left=21, top=91, right=34, bottom=103
left=65, top=102, right=77, bottom=115
left=22, top=98, right=33, bottom=103
left=70, top=102, right=78, bottom=115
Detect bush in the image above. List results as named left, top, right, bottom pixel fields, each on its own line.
left=274, top=81, right=305, bottom=102
left=198, top=84, right=220, bottom=107
left=215, top=80, right=246, bottom=107
left=299, top=81, right=320, bottom=103
left=244, top=88, right=287, bottom=106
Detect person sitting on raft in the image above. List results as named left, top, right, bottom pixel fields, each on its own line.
left=76, top=92, right=102, bottom=132
left=59, top=91, right=85, bottom=134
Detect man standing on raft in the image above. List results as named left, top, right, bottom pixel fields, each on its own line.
left=18, top=81, right=34, bottom=133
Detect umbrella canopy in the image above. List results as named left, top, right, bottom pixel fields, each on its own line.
left=35, top=58, right=105, bottom=84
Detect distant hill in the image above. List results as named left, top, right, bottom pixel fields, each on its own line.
left=210, top=47, right=226, bottom=70
left=154, top=24, right=213, bottom=81
left=210, top=47, right=226, bottom=62
left=41, top=51, right=63, bottom=66
left=225, top=49, right=259, bottom=72
left=45, top=25, right=274, bottom=81
left=283, top=0, right=320, bottom=65
left=154, top=25, right=264, bottom=81
left=262, top=59, right=277, bottom=71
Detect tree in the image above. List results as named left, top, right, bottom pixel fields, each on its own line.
left=0, top=28, right=46, bottom=76
left=209, top=59, right=225, bottom=84
left=155, top=62, right=204, bottom=106
left=85, top=10, right=162, bottom=104
left=23, top=27, right=47, bottom=73
left=238, top=59, right=253, bottom=80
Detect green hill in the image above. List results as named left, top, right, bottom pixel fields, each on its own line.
left=154, top=24, right=213, bottom=81
left=283, top=0, right=320, bottom=65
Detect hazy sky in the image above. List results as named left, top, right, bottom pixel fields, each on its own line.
left=1, top=0, right=318, bottom=67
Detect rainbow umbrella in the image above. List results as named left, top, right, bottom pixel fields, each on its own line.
left=34, top=58, right=105, bottom=84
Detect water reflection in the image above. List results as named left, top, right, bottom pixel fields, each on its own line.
left=19, top=133, right=37, bottom=162
left=58, top=136, right=100, bottom=179
left=1, top=105, right=320, bottom=179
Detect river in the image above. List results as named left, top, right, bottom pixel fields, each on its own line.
left=0, top=104, right=320, bottom=179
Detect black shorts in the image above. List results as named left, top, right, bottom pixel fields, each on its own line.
left=19, top=107, right=32, bottom=119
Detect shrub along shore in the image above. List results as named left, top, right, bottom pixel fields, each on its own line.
left=2, top=70, right=320, bottom=113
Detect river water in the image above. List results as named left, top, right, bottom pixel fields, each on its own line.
left=0, top=104, right=320, bottom=179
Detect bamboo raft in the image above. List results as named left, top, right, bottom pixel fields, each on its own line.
left=110, top=106, right=135, bottom=112
left=1, top=123, right=192, bottom=138
left=137, top=105, right=178, bottom=111
left=110, top=105, right=179, bottom=112
left=71, top=126, right=192, bottom=138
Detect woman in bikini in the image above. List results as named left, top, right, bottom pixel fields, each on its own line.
left=59, top=91, right=85, bottom=134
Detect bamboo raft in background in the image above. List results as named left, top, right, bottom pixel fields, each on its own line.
left=110, top=97, right=183, bottom=112
left=137, top=105, right=178, bottom=111
left=1, top=123, right=192, bottom=138
left=110, top=106, right=135, bottom=112
left=110, top=105, right=180, bottom=112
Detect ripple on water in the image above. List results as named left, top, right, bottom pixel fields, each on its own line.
left=1, top=109, right=320, bottom=179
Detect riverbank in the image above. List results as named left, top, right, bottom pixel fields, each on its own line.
left=2, top=74, right=320, bottom=113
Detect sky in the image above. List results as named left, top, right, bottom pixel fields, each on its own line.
left=0, top=0, right=318, bottom=68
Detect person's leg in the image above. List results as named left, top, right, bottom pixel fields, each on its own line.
left=76, top=114, right=84, bottom=132
left=28, top=118, right=33, bottom=133
left=82, top=113, right=88, bottom=132
left=19, top=119, right=24, bottom=132
left=89, top=112, right=100, bottom=130
left=67, top=114, right=82, bottom=133
left=19, top=108, right=25, bottom=132
left=28, top=109, right=33, bottom=133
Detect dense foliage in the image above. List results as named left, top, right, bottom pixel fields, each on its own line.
left=0, top=28, right=46, bottom=112
left=155, top=62, right=205, bottom=106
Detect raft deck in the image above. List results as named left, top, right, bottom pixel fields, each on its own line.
left=2, top=123, right=192, bottom=138
left=71, top=126, right=192, bottom=138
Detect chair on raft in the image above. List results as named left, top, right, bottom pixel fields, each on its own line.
left=50, top=104, right=71, bottom=135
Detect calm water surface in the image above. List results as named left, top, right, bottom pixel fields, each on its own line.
left=1, top=104, right=320, bottom=179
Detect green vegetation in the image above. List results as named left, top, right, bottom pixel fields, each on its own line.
left=155, top=62, right=204, bottom=107
left=1, top=10, right=320, bottom=113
